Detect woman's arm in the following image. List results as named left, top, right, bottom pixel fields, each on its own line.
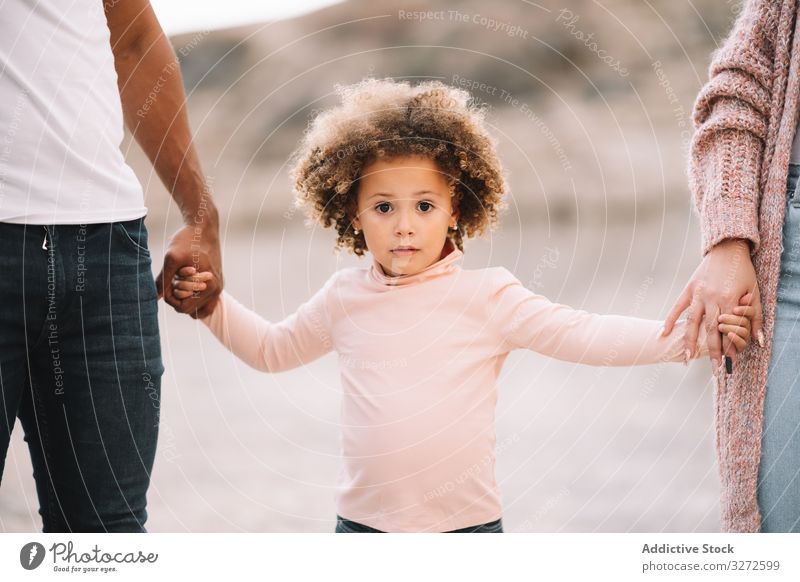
left=199, top=277, right=337, bottom=373
left=689, top=0, right=775, bottom=256
left=663, top=0, right=775, bottom=363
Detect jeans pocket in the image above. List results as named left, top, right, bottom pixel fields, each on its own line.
left=113, top=218, right=151, bottom=257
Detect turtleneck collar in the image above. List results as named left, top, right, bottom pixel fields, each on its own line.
left=368, top=238, right=463, bottom=287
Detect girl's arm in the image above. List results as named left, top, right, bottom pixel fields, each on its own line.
left=490, top=268, right=708, bottom=366
left=198, top=275, right=337, bottom=373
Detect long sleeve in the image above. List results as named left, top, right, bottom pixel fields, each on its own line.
left=200, top=274, right=337, bottom=373
left=688, top=0, right=779, bottom=256
left=490, top=268, right=708, bottom=366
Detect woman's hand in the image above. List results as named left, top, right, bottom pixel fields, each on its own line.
left=662, top=238, right=764, bottom=369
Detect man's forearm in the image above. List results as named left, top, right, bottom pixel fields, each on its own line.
left=109, top=10, right=217, bottom=228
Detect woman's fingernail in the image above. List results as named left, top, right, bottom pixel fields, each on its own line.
left=757, top=330, right=765, bottom=347
left=684, top=348, right=691, bottom=364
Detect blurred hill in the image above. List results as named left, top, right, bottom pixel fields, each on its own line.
left=126, top=0, right=740, bottom=232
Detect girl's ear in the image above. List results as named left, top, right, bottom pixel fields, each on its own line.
left=348, top=202, right=361, bottom=231
left=449, top=192, right=460, bottom=225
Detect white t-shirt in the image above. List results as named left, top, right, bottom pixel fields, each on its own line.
left=0, top=0, right=146, bottom=224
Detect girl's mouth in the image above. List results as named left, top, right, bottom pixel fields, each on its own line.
left=391, top=247, right=419, bottom=256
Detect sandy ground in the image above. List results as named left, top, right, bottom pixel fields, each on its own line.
left=0, top=212, right=723, bottom=532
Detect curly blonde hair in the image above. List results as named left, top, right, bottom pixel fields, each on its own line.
left=289, top=77, right=508, bottom=256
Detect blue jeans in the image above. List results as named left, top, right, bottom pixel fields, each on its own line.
left=0, top=218, right=163, bottom=532
left=757, top=163, right=800, bottom=532
left=334, top=515, right=504, bottom=533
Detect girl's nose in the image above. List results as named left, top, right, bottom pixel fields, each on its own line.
left=394, top=211, right=415, bottom=236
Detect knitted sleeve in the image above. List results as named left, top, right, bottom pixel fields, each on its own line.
left=689, top=0, right=777, bottom=256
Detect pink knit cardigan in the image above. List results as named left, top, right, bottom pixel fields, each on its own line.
left=689, top=0, right=800, bottom=532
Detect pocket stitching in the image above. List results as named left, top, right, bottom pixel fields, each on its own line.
left=114, top=221, right=150, bottom=256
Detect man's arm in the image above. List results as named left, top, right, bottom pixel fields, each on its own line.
left=105, top=0, right=222, bottom=318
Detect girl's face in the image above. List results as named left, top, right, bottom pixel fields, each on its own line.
left=353, top=155, right=459, bottom=277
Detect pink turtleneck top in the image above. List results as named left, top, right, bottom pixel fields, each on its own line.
left=200, top=240, right=708, bottom=532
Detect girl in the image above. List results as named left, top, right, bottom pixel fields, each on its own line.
left=173, top=78, right=755, bottom=533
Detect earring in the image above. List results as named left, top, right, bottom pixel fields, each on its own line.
left=451, top=223, right=458, bottom=231
left=354, top=228, right=360, bottom=235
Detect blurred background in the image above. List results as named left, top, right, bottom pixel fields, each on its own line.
left=2, top=0, right=743, bottom=532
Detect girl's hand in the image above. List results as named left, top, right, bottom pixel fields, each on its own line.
left=718, top=291, right=755, bottom=354
left=172, top=266, right=216, bottom=300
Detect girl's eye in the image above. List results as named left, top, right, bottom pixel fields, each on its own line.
left=374, top=201, right=434, bottom=213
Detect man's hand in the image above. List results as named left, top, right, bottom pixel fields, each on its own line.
left=662, top=238, right=764, bottom=370
left=156, top=223, right=222, bottom=318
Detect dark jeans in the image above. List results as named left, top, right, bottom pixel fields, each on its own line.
left=0, top=217, right=163, bottom=532
left=335, top=515, right=504, bottom=533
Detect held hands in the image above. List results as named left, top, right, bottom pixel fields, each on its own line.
left=157, top=223, right=223, bottom=319
left=662, top=238, right=764, bottom=371
left=670, top=290, right=754, bottom=367
left=668, top=291, right=753, bottom=367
